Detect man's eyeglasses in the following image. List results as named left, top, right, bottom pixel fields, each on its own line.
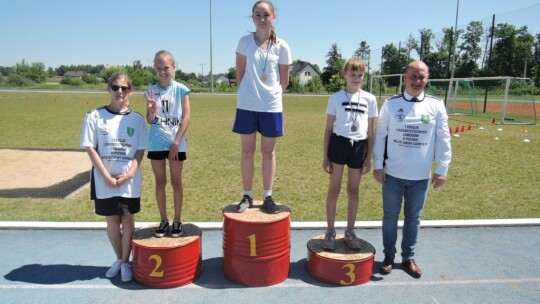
left=110, top=85, right=131, bottom=92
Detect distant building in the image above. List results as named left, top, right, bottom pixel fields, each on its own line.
left=202, top=73, right=231, bottom=85
left=290, top=61, right=319, bottom=84
left=63, top=71, right=85, bottom=78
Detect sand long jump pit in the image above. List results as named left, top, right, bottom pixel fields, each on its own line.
left=0, top=149, right=92, bottom=199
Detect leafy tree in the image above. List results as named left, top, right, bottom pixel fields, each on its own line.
left=60, top=77, right=85, bottom=87
left=321, top=43, right=344, bottom=85
left=6, top=74, right=35, bottom=87
left=405, top=34, right=419, bottom=60
left=380, top=43, right=408, bottom=85
left=14, top=60, right=48, bottom=83
left=327, top=74, right=345, bottom=93
left=488, top=24, right=534, bottom=77
left=514, top=27, right=535, bottom=78
left=82, top=74, right=101, bottom=84
left=423, top=51, right=449, bottom=80
left=353, top=41, right=370, bottom=63
left=287, top=75, right=304, bottom=93
left=306, top=76, right=324, bottom=93
left=455, top=21, right=484, bottom=77
left=0, top=66, right=14, bottom=76
left=126, top=66, right=154, bottom=89
left=418, top=28, right=434, bottom=60
left=101, top=66, right=126, bottom=82
left=531, top=33, right=540, bottom=83
left=227, top=67, right=236, bottom=80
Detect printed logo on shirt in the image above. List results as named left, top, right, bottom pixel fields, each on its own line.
left=395, top=109, right=405, bottom=122
left=127, top=127, right=134, bottom=137
left=99, top=119, right=109, bottom=135
left=421, top=115, right=430, bottom=124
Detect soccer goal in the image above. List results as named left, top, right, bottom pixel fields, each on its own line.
left=427, top=76, right=537, bottom=125
left=369, top=74, right=403, bottom=101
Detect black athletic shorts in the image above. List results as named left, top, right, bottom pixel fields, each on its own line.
left=147, top=151, right=187, bottom=161
left=327, top=133, right=368, bottom=169
left=90, top=168, right=141, bottom=216
left=94, top=197, right=140, bottom=216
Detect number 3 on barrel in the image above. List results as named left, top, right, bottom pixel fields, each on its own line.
left=339, top=263, right=356, bottom=285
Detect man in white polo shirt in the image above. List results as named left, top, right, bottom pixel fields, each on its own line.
left=373, top=60, right=452, bottom=278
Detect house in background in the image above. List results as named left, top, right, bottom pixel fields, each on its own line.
left=289, top=61, right=319, bottom=84
left=202, top=73, right=231, bottom=85
left=63, top=71, right=85, bottom=78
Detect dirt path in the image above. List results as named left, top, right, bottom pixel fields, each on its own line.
left=0, top=149, right=91, bottom=189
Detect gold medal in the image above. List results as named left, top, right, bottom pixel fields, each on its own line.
left=260, top=73, right=267, bottom=82
left=350, top=125, right=357, bottom=132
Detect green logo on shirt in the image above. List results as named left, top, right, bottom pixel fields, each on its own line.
left=127, top=127, right=134, bottom=137
left=421, top=115, right=430, bottom=124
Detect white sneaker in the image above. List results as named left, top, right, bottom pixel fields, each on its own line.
left=121, top=263, right=133, bottom=282
left=105, top=260, right=121, bottom=278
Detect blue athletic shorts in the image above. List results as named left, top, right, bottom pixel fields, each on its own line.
left=232, top=109, right=283, bottom=138
left=327, top=133, right=368, bottom=169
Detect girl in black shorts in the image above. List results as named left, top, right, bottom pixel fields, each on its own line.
left=322, top=58, right=378, bottom=251
left=80, top=74, right=148, bottom=282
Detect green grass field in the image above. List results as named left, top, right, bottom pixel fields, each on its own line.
left=0, top=91, right=538, bottom=222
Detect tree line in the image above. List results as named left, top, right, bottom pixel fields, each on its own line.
left=1, top=21, right=538, bottom=93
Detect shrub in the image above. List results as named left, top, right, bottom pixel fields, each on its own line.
left=82, top=74, right=101, bottom=84
left=60, top=77, right=85, bottom=87
left=6, top=74, right=35, bottom=87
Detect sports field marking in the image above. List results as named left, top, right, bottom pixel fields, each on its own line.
left=1, top=277, right=539, bottom=290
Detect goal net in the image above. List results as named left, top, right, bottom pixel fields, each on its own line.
left=370, top=75, right=536, bottom=125
left=369, top=74, right=403, bottom=101
left=427, top=76, right=537, bottom=125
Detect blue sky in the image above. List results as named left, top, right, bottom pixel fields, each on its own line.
left=1, top=0, right=539, bottom=75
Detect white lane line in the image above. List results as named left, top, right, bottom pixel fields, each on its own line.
left=1, top=219, right=539, bottom=230
left=1, top=278, right=539, bottom=289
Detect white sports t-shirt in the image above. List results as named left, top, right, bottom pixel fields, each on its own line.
left=80, top=107, right=148, bottom=199
left=146, top=81, right=190, bottom=152
left=236, top=33, right=292, bottom=113
left=326, top=89, right=378, bottom=140
left=373, top=91, right=452, bottom=180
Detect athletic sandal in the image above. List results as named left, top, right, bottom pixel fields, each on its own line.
left=322, top=230, right=336, bottom=251
left=236, top=195, right=253, bottom=213
left=344, top=229, right=362, bottom=250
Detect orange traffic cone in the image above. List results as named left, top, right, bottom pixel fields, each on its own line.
left=468, top=124, right=472, bottom=131
left=455, top=126, right=459, bottom=134
left=461, top=125, right=465, bottom=132
left=492, top=117, right=496, bottom=124
left=449, top=127, right=452, bottom=134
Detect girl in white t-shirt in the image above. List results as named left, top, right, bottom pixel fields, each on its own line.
left=322, top=58, right=378, bottom=251
left=145, top=50, right=191, bottom=239
left=233, top=0, right=292, bottom=214
left=80, top=73, right=148, bottom=282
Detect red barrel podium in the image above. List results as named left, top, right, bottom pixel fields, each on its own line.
left=222, top=201, right=291, bottom=287
left=307, top=233, right=375, bottom=286
left=132, top=223, right=203, bottom=288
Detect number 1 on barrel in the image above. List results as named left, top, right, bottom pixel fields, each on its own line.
left=247, top=234, right=257, bottom=256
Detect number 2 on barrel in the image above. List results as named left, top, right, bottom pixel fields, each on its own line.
left=149, top=254, right=165, bottom=277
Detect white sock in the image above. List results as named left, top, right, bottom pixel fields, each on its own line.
left=263, top=190, right=272, bottom=198
left=243, top=191, right=252, bottom=198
